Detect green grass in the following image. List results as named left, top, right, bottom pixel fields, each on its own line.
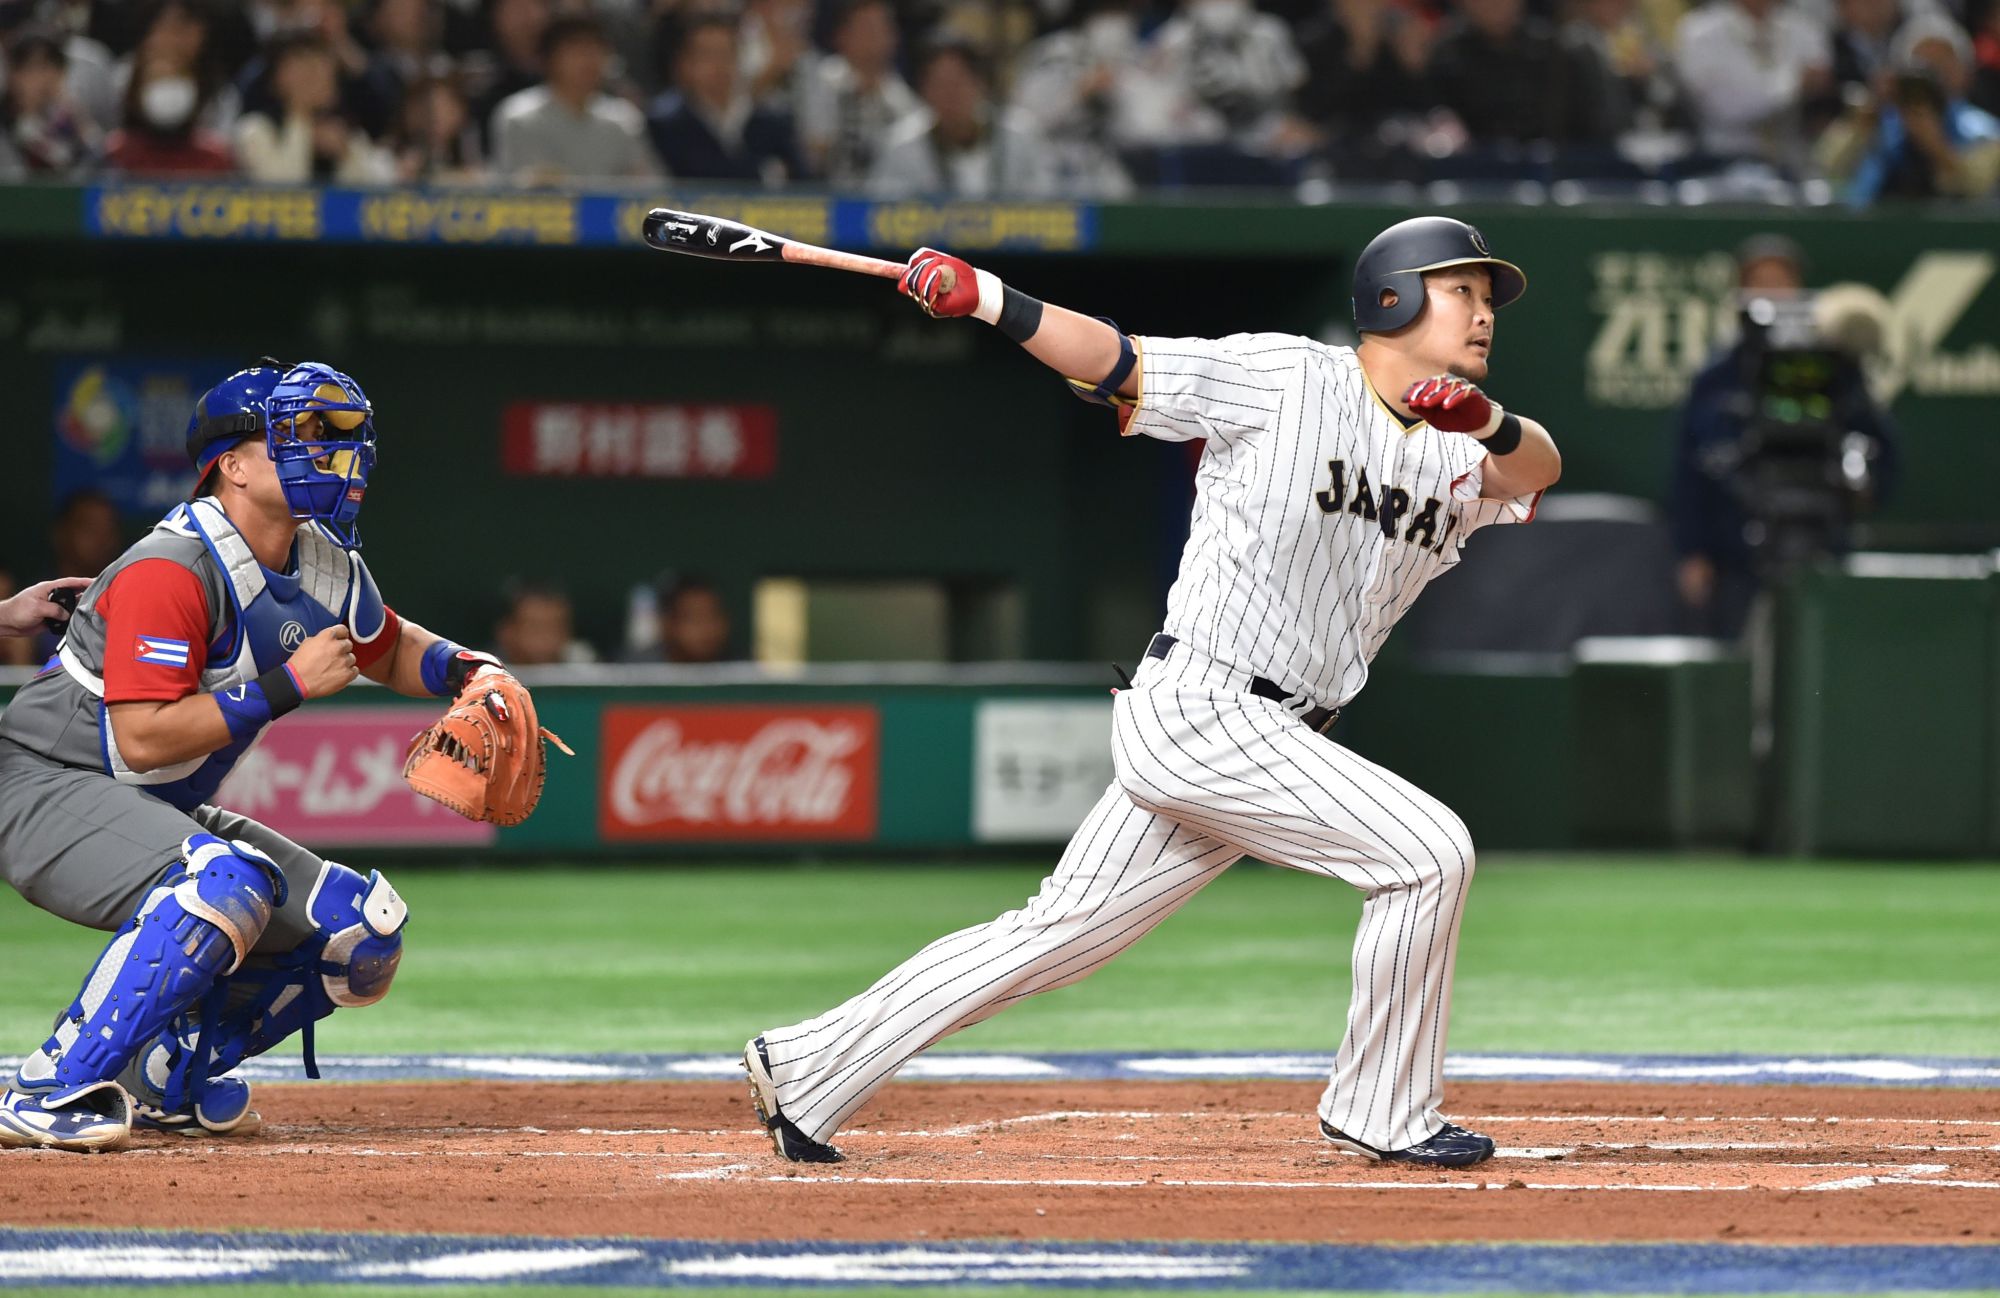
left=2, top=857, right=1997, bottom=1060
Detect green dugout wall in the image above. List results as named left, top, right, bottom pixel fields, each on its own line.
left=1, top=186, right=1996, bottom=661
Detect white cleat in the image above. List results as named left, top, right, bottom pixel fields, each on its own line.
left=0, top=1081, right=134, bottom=1152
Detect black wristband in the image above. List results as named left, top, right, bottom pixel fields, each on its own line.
left=1482, top=411, right=1523, bottom=456
left=257, top=663, right=305, bottom=718
left=996, top=286, right=1045, bottom=344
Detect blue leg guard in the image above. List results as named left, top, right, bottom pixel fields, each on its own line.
left=126, top=863, right=405, bottom=1119
left=1, top=835, right=284, bottom=1150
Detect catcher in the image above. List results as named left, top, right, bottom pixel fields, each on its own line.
left=0, top=360, right=562, bottom=1152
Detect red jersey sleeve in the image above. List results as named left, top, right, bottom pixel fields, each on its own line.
left=98, top=560, right=211, bottom=704
left=353, top=605, right=402, bottom=673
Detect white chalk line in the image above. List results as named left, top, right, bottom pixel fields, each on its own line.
left=748, top=1174, right=1799, bottom=1193
left=259, top=1113, right=2000, bottom=1139
left=102, top=1142, right=1997, bottom=1198
left=662, top=1163, right=753, bottom=1181
left=923, top=1110, right=1300, bottom=1138
left=116, top=1145, right=1987, bottom=1170
left=97, top=1107, right=1999, bottom=1199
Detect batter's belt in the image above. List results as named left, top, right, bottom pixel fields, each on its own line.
left=1144, top=634, right=1341, bottom=735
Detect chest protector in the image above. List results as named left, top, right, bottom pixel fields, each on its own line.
left=46, top=500, right=387, bottom=812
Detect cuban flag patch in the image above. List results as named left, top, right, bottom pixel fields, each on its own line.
left=135, top=636, right=191, bottom=668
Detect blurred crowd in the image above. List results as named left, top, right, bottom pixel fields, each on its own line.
left=0, top=494, right=737, bottom=666
left=0, top=0, right=1995, bottom=200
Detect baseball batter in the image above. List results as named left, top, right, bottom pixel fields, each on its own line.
left=744, top=216, right=1561, bottom=1169
left=0, top=361, right=531, bottom=1152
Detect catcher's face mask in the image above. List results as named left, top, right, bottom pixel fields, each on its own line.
left=265, top=362, right=377, bottom=547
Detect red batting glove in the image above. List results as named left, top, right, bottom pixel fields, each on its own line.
left=899, top=247, right=981, bottom=318
left=1403, top=375, right=1500, bottom=436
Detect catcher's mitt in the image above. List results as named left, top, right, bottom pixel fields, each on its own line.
left=404, top=669, right=573, bottom=826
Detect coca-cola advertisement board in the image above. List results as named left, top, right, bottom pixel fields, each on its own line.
left=599, top=705, right=880, bottom=841
left=215, top=706, right=496, bottom=847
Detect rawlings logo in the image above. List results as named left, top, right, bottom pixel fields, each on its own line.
left=600, top=707, right=879, bottom=840
left=1468, top=226, right=1490, bottom=256
left=279, top=620, right=308, bottom=652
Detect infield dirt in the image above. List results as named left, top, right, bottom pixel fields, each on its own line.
left=2, top=1081, right=1994, bottom=1245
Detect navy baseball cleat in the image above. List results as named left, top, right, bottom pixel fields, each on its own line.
left=0, top=1080, right=133, bottom=1152
left=743, top=1036, right=843, bottom=1164
left=1321, top=1117, right=1496, bottom=1168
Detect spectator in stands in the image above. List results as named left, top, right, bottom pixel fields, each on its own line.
left=647, top=13, right=800, bottom=181
left=34, top=487, right=123, bottom=664
left=659, top=574, right=733, bottom=664
left=241, top=0, right=328, bottom=44
left=234, top=31, right=395, bottom=182
left=25, top=492, right=124, bottom=662
left=869, top=37, right=1057, bottom=195
left=1669, top=237, right=1898, bottom=641
left=0, top=28, right=100, bottom=178
left=1007, top=0, right=1141, bottom=196
left=1562, top=0, right=1679, bottom=139
left=740, top=0, right=818, bottom=113
left=356, top=0, right=446, bottom=138
left=1428, top=0, right=1607, bottom=146
left=466, top=0, right=548, bottom=144
left=113, top=0, right=240, bottom=133
left=1828, top=0, right=1905, bottom=102
left=1294, top=0, right=1432, bottom=153
left=104, top=8, right=236, bottom=175
left=391, top=68, right=484, bottom=181
left=1819, top=14, right=2000, bottom=198
left=0, top=3, right=120, bottom=135
left=1148, top=0, right=1308, bottom=152
left=795, top=0, right=917, bottom=186
left=493, top=12, right=656, bottom=183
left=494, top=582, right=597, bottom=666
left=50, top=489, right=123, bottom=581
left=1674, top=0, right=1832, bottom=173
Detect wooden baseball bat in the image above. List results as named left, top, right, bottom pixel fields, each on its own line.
left=642, top=207, right=909, bottom=281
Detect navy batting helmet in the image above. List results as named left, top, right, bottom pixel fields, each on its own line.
left=1351, top=217, right=1527, bottom=334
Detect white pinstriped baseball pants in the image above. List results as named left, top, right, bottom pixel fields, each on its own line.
left=760, top=646, right=1477, bottom=1152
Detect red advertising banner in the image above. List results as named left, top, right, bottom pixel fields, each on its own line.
left=502, top=402, right=776, bottom=479
left=599, top=705, right=879, bottom=841
left=215, top=706, right=496, bottom=846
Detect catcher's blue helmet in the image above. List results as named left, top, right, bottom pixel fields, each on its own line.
left=1351, top=217, right=1527, bottom=334
left=186, top=361, right=282, bottom=490
left=186, top=360, right=378, bottom=547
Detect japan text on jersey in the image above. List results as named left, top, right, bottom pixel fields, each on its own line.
left=1128, top=334, right=1538, bottom=711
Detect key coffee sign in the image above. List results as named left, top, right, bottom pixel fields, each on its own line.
left=598, top=705, right=879, bottom=841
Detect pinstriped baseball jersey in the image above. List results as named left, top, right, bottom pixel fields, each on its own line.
left=1131, top=334, right=1538, bottom=710
left=751, top=327, right=1546, bottom=1163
